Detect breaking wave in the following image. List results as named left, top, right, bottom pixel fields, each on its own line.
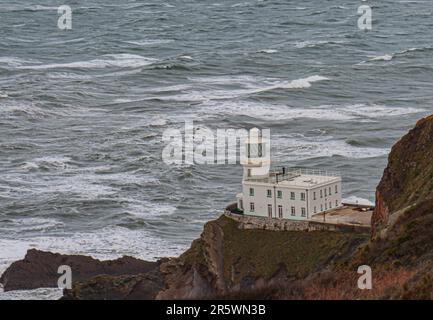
left=15, top=54, right=158, bottom=70
left=198, top=101, right=424, bottom=121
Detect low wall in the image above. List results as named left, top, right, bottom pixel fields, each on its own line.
left=224, top=211, right=370, bottom=234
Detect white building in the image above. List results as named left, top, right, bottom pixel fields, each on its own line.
left=236, top=128, right=342, bottom=220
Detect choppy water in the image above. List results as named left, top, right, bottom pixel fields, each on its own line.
left=1, top=0, right=433, bottom=299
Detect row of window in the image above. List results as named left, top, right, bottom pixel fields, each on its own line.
left=249, top=185, right=338, bottom=200
left=249, top=199, right=340, bottom=217
left=314, top=185, right=338, bottom=200
left=250, top=188, right=306, bottom=200
left=250, top=203, right=307, bottom=218
left=313, top=200, right=339, bottom=213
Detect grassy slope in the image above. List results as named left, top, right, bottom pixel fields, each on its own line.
left=180, top=215, right=368, bottom=283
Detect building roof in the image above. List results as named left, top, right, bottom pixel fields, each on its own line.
left=244, top=168, right=341, bottom=188
left=278, top=173, right=340, bottom=188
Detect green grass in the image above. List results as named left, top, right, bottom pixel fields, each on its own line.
left=196, top=216, right=369, bottom=281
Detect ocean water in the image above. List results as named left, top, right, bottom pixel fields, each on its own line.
left=1, top=0, right=432, bottom=299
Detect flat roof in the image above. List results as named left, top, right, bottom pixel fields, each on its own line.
left=278, top=174, right=340, bottom=188
left=245, top=173, right=340, bottom=188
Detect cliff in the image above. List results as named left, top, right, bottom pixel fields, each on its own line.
left=372, top=114, right=433, bottom=238
left=2, top=115, right=433, bottom=299
left=155, top=215, right=366, bottom=299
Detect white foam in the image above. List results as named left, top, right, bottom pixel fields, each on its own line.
left=0, top=218, right=64, bottom=233
left=257, top=49, right=278, bottom=54
left=148, top=116, right=168, bottom=127
left=370, top=54, right=394, bottom=61
left=0, top=56, right=39, bottom=67
left=2, top=167, right=160, bottom=202
left=0, top=288, right=63, bottom=300
left=22, top=156, right=72, bottom=170
left=30, top=5, right=59, bottom=11
left=278, top=75, right=329, bottom=89
left=124, top=199, right=177, bottom=217
left=0, top=101, right=57, bottom=118
left=46, top=72, right=93, bottom=80
left=295, top=40, right=329, bottom=49
left=116, top=115, right=168, bottom=129
left=0, top=173, right=118, bottom=199
left=17, top=54, right=158, bottom=70
left=163, top=75, right=329, bottom=102
left=124, top=39, right=174, bottom=46
left=272, top=135, right=389, bottom=161
left=361, top=46, right=433, bottom=65
left=199, top=101, right=423, bottom=121
left=178, top=55, right=194, bottom=61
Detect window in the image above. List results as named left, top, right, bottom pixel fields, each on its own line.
left=291, top=206, right=295, bottom=216
left=301, top=192, right=306, bottom=201
left=324, top=188, right=327, bottom=197
left=320, top=190, right=323, bottom=198
left=247, top=143, right=264, bottom=158
left=247, top=169, right=251, bottom=177
left=325, top=203, right=328, bottom=210
left=239, top=200, right=243, bottom=210
left=290, top=192, right=295, bottom=200
left=250, top=202, right=255, bottom=212
left=321, top=204, right=323, bottom=211
left=249, top=188, right=254, bottom=196
left=267, top=204, right=272, bottom=218
left=335, top=200, right=339, bottom=207
left=314, top=206, right=317, bottom=214
left=329, top=201, right=332, bottom=209
left=277, top=190, right=282, bottom=199
left=278, top=205, right=283, bottom=218
left=329, top=187, right=331, bottom=195
left=301, top=207, right=306, bottom=217
left=335, top=185, right=338, bottom=193
left=258, top=143, right=263, bottom=157
left=313, top=192, right=316, bottom=200
left=267, top=189, right=272, bottom=198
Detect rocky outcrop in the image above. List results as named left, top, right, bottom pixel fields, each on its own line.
left=0, top=249, right=162, bottom=292
left=62, top=269, right=165, bottom=300
left=373, top=115, right=433, bottom=238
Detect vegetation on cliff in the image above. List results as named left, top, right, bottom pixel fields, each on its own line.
left=373, top=114, right=433, bottom=237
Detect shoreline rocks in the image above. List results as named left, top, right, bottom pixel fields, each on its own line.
left=0, top=249, right=163, bottom=292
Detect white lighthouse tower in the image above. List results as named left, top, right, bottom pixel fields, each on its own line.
left=240, top=127, right=271, bottom=181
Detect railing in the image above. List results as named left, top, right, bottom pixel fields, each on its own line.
left=283, top=168, right=341, bottom=177
left=244, top=167, right=341, bottom=184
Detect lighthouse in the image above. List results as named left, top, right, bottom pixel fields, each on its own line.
left=236, top=127, right=343, bottom=220
left=240, top=127, right=271, bottom=180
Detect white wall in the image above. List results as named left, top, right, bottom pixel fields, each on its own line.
left=307, top=181, right=342, bottom=216
left=241, top=179, right=342, bottom=220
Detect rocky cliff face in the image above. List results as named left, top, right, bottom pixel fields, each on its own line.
left=373, top=115, right=433, bottom=238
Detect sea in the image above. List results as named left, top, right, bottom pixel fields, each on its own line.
left=0, top=0, right=432, bottom=299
